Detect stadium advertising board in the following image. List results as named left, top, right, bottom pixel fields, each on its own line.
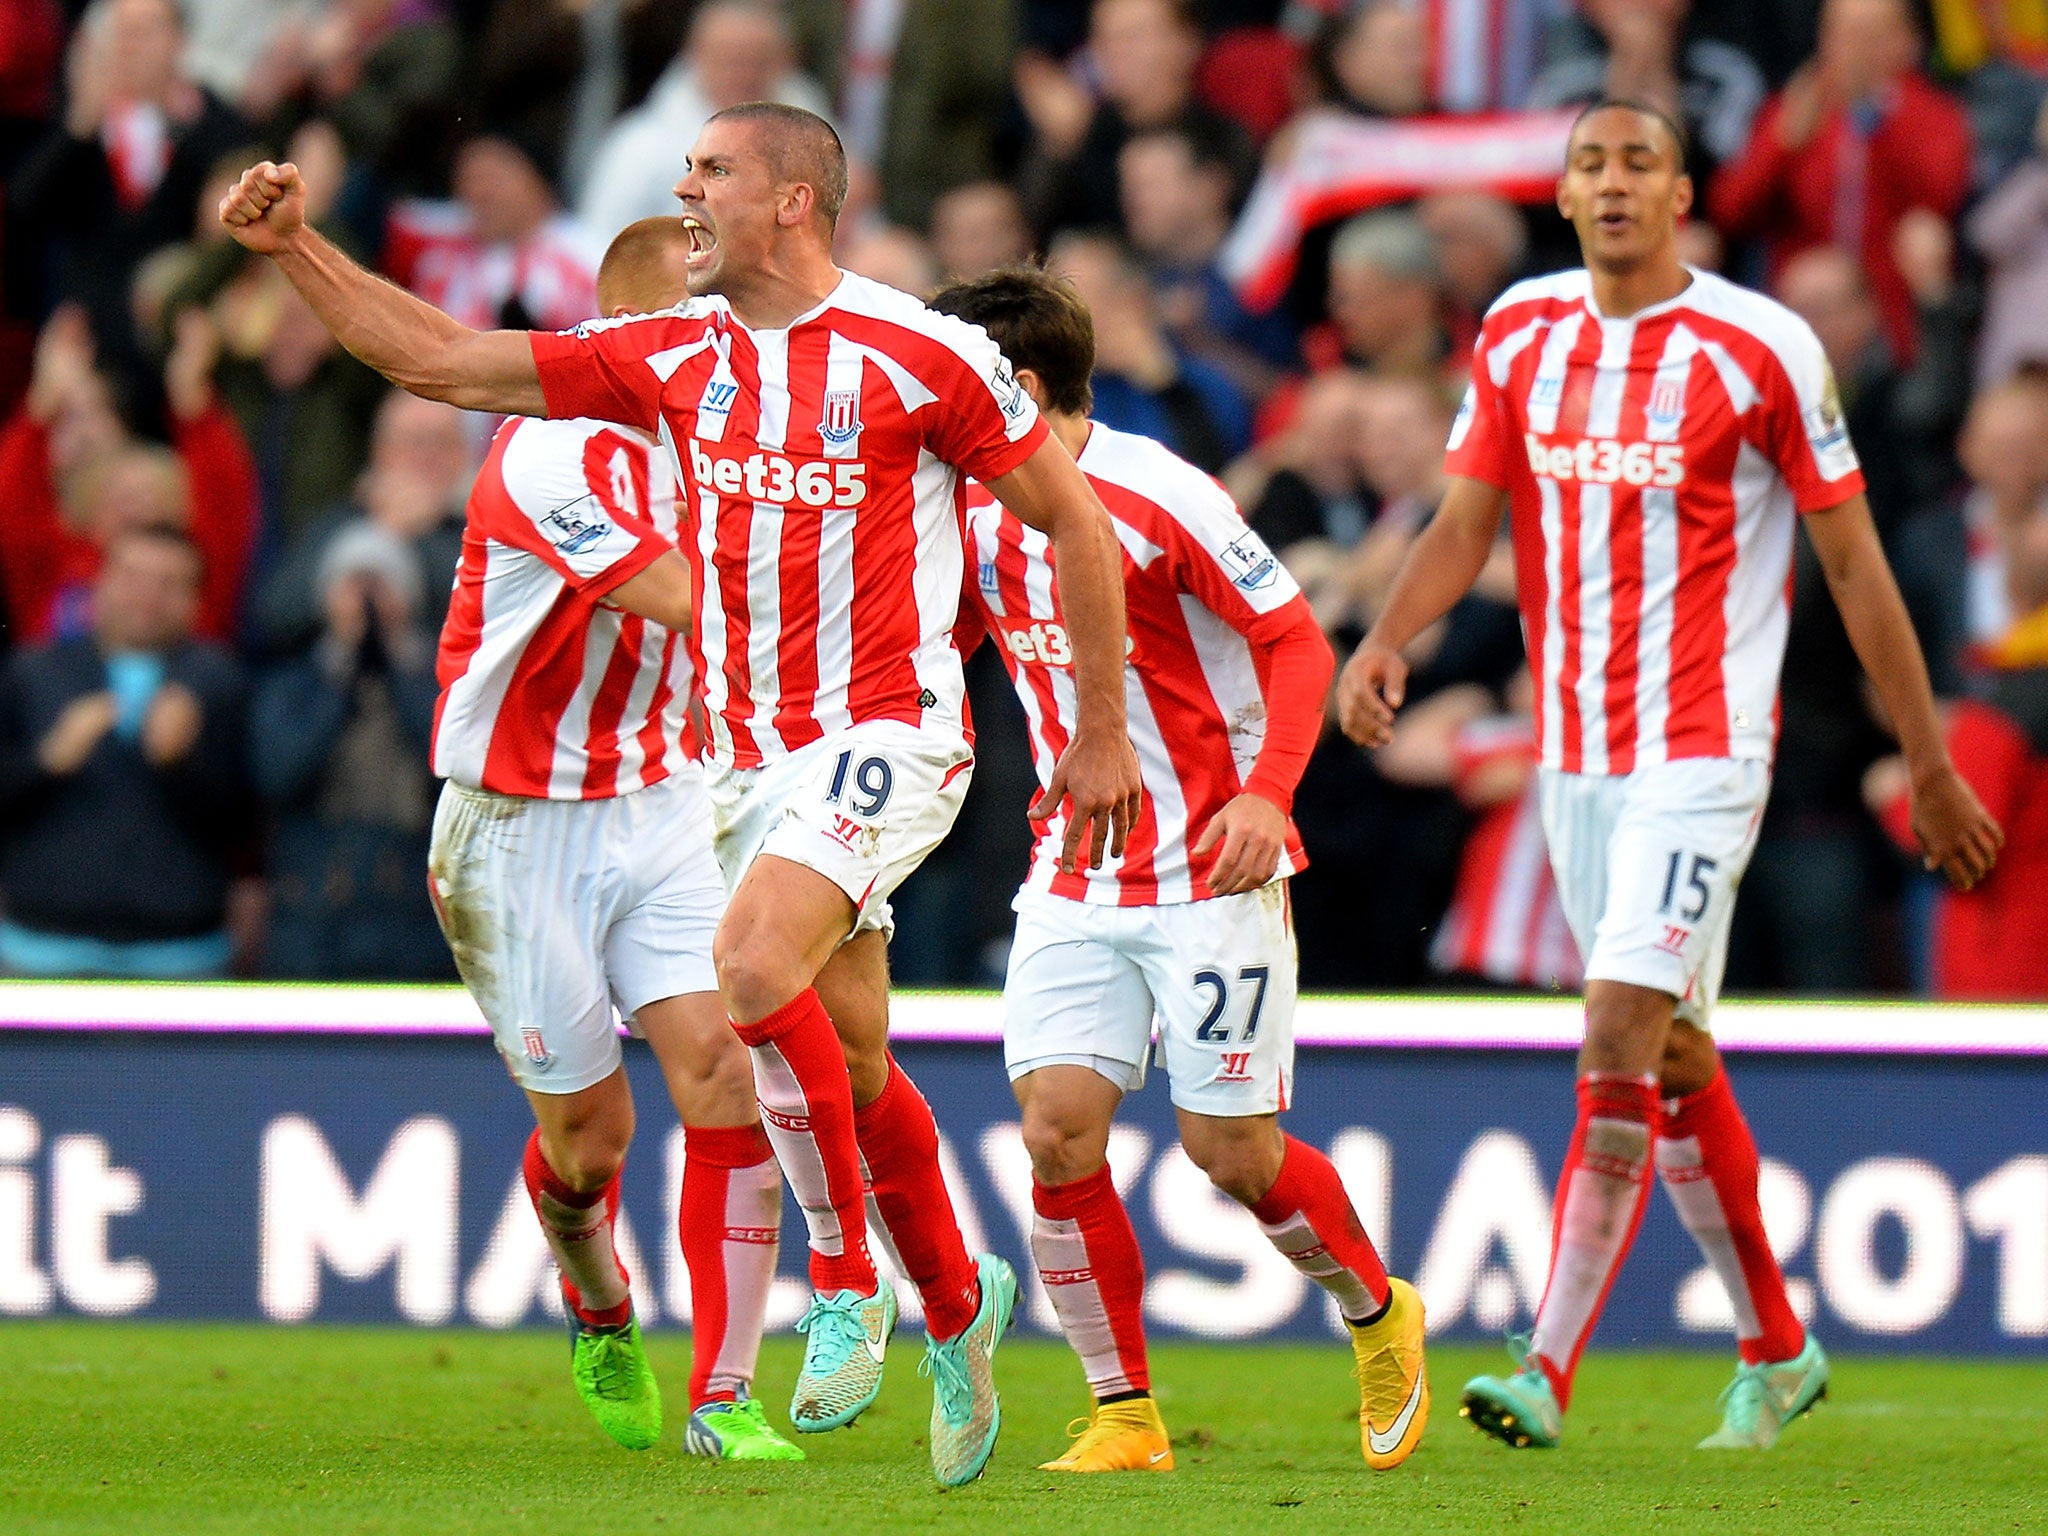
left=3, top=986, right=2044, bottom=1355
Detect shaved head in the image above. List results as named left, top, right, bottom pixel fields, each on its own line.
left=596, top=217, right=695, bottom=315
left=706, top=102, right=849, bottom=227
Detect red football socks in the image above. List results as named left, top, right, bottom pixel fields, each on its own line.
left=1527, top=1072, right=1659, bottom=1408
left=854, top=1056, right=981, bottom=1341
left=1656, top=1066, right=1806, bottom=1365
left=679, top=1122, right=782, bottom=1408
left=522, top=1128, right=632, bottom=1328
left=1032, top=1164, right=1151, bottom=1396
left=1249, top=1134, right=1391, bottom=1322
left=729, top=989, right=876, bottom=1295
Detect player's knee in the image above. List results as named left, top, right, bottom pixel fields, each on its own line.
left=713, top=932, right=803, bottom=1025
left=1182, top=1121, right=1282, bottom=1205
left=546, top=1126, right=628, bottom=1193
left=1021, top=1109, right=1106, bottom=1187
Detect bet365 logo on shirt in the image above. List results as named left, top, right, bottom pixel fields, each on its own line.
left=1524, top=433, right=1686, bottom=488
left=688, top=438, right=868, bottom=508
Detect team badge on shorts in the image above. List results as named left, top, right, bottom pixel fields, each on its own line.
left=521, top=1028, right=553, bottom=1070
left=819, top=388, right=863, bottom=447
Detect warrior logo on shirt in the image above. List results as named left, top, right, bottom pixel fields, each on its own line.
left=1221, top=533, right=1278, bottom=591
left=819, top=388, right=863, bottom=447
left=538, top=497, right=612, bottom=555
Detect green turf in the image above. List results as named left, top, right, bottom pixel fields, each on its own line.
left=2, top=1324, right=2042, bottom=1535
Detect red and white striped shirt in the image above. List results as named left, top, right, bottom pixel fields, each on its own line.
left=432, top=414, right=695, bottom=799
left=530, top=273, right=1047, bottom=770
left=1429, top=715, right=1582, bottom=989
left=959, top=422, right=1324, bottom=906
left=385, top=202, right=606, bottom=334
left=1446, top=267, right=1865, bottom=775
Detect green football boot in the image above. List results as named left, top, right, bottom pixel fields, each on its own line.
left=1698, top=1334, right=1829, bottom=1449
left=790, top=1282, right=898, bottom=1432
left=1460, top=1335, right=1564, bottom=1449
left=685, top=1394, right=807, bottom=1461
left=569, top=1311, right=662, bottom=1450
left=921, top=1253, right=1019, bottom=1487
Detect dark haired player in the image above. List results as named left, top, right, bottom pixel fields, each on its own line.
left=220, top=103, right=1144, bottom=1486
left=1339, top=99, right=2001, bottom=1450
left=935, top=266, right=1429, bottom=1474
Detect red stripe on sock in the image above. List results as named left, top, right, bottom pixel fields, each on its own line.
left=854, top=1056, right=980, bottom=1339
left=1533, top=1074, right=1658, bottom=1408
left=1033, top=1165, right=1150, bottom=1394
left=522, top=1128, right=632, bottom=1328
left=1662, top=1067, right=1805, bottom=1365
left=1249, top=1134, right=1391, bottom=1312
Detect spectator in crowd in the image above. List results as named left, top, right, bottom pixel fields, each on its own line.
left=10, top=0, right=250, bottom=400
left=1238, top=366, right=1375, bottom=557
left=0, top=526, right=251, bottom=977
left=838, top=223, right=938, bottom=296
left=1050, top=229, right=1252, bottom=470
left=0, top=304, right=256, bottom=646
left=1926, top=0, right=2048, bottom=192
left=1312, top=209, right=1450, bottom=381
left=1893, top=374, right=2048, bottom=694
left=250, top=518, right=448, bottom=980
left=929, top=179, right=1033, bottom=279
left=576, top=0, right=832, bottom=240
left=1119, top=122, right=1299, bottom=400
left=1966, top=98, right=2048, bottom=388
left=1305, top=0, right=1432, bottom=119
left=1774, top=239, right=1961, bottom=531
left=383, top=130, right=604, bottom=335
left=1709, top=0, right=1972, bottom=364
left=239, top=0, right=461, bottom=194
left=1866, top=516, right=2048, bottom=998
left=1374, top=672, right=1583, bottom=992
left=1417, top=190, right=1529, bottom=358
left=257, top=389, right=472, bottom=656
left=204, top=266, right=387, bottom=545
left=1525, top=0, right=1768, bottom=186
left=1015, top=0, right=1253, bottom=238
left=807, top=0, right=1015, bottom=230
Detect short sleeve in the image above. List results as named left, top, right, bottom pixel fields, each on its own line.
left=1443, top=333, right=1518, bottom=489
left=1754, top=320, right=1865, bottom=513
left=529, top=310, right=703, bottom=435
left=910, top=312, right=1050, bottom=483
left=1146, top=462, right=1310, bottom=638
left=485, top=421, right=672, bottom=593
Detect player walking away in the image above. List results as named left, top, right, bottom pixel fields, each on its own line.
left=1339, top=99, right=2003, bottom=1452
left=934, top=268, right=1430, bottom=1475
left=426, top=217, right=798, bottom=1463
left=219, top=105, right=1144, bottom=1488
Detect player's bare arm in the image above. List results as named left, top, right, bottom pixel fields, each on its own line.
left=1804, top=493, right=2004, bottom=889
left=986, top=438, right=1144, bottom=874
left=600, top=550, right=694, bottom=634
left=1338, top=475, right=1509, bottom=747
left=219, top=161, right=547, bottom=415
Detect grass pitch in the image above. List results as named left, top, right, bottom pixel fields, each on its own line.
left=2, top=1324, right=2041, bottom=1535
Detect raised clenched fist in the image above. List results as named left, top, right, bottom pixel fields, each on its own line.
left=218, top=161, right=308, bottom=255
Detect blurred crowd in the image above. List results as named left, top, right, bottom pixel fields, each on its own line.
left=0, top=0, right=2044, bottom=998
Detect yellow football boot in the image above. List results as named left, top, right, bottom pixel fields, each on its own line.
left=1038, top=1397, right=1175, bottom=1473
left=1351, top=1277, right=1429, bottom=1469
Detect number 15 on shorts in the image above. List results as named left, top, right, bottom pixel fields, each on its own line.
left=1657, top=850, right=1719, bottom=922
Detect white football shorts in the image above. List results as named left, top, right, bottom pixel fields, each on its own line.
left=428, top=767, right=724, bottom=1093
left=1004, top=882, right=1298, bottom=1117
left=703, top=717, right=974, bottom=938
left=1539, top=756, right=1771, bottom=1029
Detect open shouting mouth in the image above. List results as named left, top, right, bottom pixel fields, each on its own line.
left=682, top=211, right=719, bottom=275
